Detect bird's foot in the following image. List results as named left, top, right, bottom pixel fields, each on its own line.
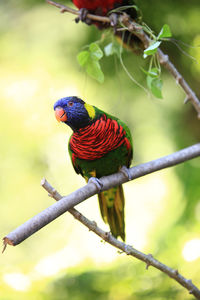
left=88, top=177, right=103, bottom=192
left=75, top=8, right=92, bottom=25
left=109, top=13, right=119, bottom=33
left=120, top=166, right=132, bottom=181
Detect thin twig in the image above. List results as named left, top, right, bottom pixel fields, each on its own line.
left=46, top=0, right=200, bottom=118
left=3, top=143, right=200, bottom=247
left=42, top=178, right=200, bottom=300
left=46, top=0, right=110, bottom=23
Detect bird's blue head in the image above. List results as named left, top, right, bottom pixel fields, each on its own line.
left=54, top=96, right=96, bottom=131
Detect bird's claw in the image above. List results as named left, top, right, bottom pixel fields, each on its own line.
left=88, top=177, right=103, bottom=192
left=120, top=166, right=132, bottom=181
left=75, top=8, right=92, bottom=25
left=109, top=13, right=119, bottom=33
left=109, top=13, right=118, bottom=26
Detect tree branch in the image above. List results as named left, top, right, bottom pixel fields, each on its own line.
left=119, top=14, right=200, bottom=118
left=157, top=48, right=200, bottom=118
left=46, top=0, right=200, bottom=118
left=35, top=178, right=200, bottom=299
left=3, top=143, right=200, bottom=247
left=46, top=0, right=110, bottom=23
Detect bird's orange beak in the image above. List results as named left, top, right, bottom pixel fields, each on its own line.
left=55, top=107, right=67, bottom=122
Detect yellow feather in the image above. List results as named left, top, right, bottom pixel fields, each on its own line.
left=84, top=103, right=95, bottom=119
left=98, top=185, right=125, bottom=241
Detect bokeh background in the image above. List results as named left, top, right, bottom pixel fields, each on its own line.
left=0, top=0, right=200, bottom=299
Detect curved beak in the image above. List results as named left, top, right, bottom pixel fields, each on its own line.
left=55, top=107, right=67, bottom=122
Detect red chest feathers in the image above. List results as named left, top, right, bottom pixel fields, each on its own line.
left=69, top=114, right=128, bottom=161
left=72, top=0, right=123, bottom=14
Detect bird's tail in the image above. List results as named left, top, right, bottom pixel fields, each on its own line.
left=98, top=185, right=125, bottom=241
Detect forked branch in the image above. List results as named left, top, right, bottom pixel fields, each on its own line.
left=39, top=178, right=200, bottom=300
left=3, top=144, right=200, bottom=298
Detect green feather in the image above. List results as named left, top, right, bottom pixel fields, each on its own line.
left=98, top=185, right=125, bottom=241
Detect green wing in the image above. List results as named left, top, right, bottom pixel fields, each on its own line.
left=68, top=136, right=82, bottom=175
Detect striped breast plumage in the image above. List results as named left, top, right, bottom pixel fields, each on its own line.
left=69, top=113, right=131, bottom=163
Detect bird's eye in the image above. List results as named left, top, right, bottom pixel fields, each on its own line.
left=68, top=101, right=74, bottom=107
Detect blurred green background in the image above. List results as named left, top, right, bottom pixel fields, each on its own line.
left=0, top=0, right=200, bottom=299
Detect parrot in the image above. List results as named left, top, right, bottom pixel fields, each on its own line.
left=54, top=96, right=133, bottom=240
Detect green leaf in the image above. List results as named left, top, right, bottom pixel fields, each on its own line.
left=104, top=43, right=114, bottom=56
left=77, top=43, right=104, bottom=83
left=86, top=59, right=104, bottom=83
left=89, top=43, right=103, bottom=60
left=77, top=51, right=90, bottom=66
left=147, top=76, right=163, bottom=98
left=104, top=42, right=121, bottom=58
left=147, top=75, right=152, bottom=89
left=141, top=67, right=159, bottom=78
left=143, top=41, right=161, bottom=58
left=158, top=24, right=172, bottom=40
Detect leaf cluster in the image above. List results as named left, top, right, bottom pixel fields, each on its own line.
left=77, top=24, right=172, bottom=98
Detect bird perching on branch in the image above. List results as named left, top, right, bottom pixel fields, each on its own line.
left=71, top=0, right=143, bottom=54
left=54, top=96, right=133, bottom=240
left=72, top=0, right=138, bottom=23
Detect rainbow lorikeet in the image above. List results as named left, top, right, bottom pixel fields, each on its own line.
left=54, top=96, right=133, bottom=240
